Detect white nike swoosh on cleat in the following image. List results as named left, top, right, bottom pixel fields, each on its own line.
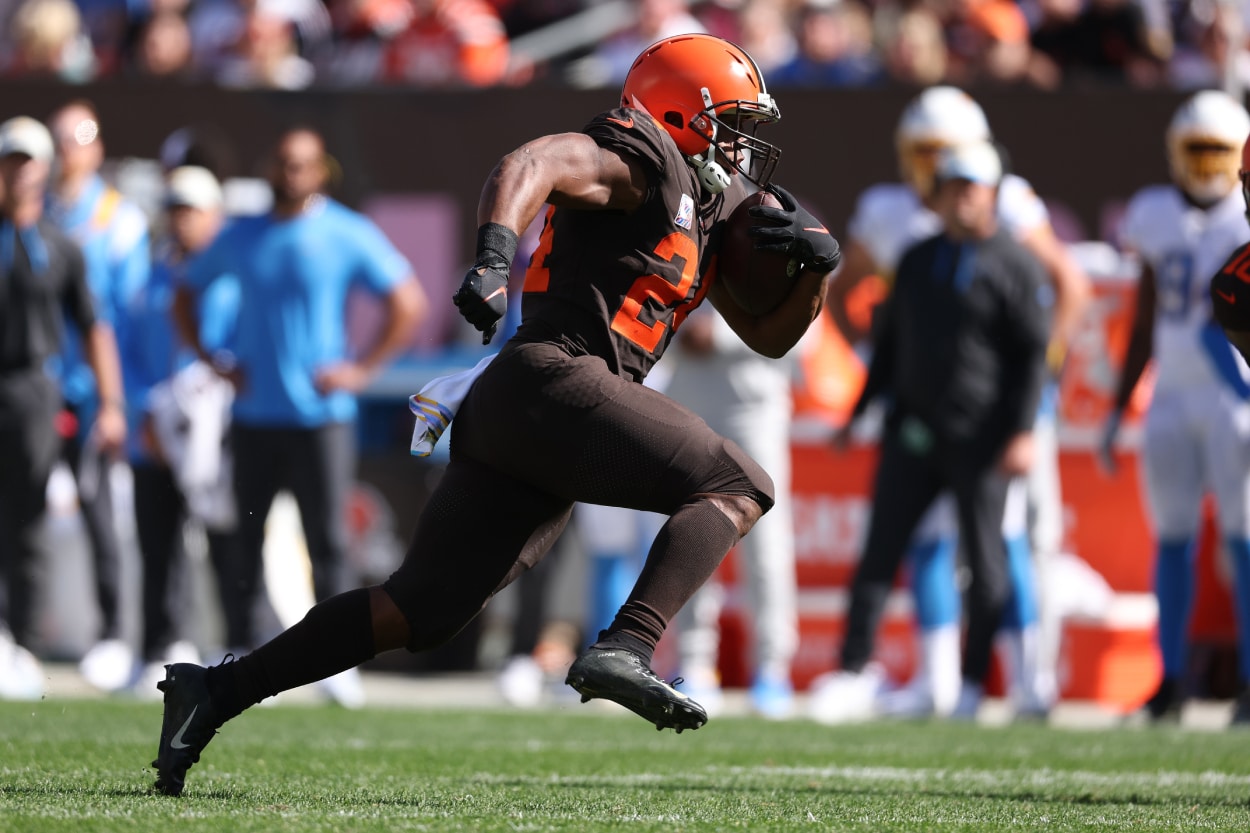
left=170, top=706, right=198, bottom=750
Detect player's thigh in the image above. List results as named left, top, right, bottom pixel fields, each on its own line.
left=383, top=455, right=573, bottom=649
left=1201, top=392, right=1250, bottom=538
left=574, top=379, right=774, bottom=513
left=454, top=342, right=773, bottom=515
left=1141, top=395, right=1204, bottom=539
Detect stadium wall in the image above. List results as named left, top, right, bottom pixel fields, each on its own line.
left=2, top=82, right=1187, bottom=249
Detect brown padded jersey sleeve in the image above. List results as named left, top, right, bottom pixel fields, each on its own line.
left=1212, top=240, right=1250, bottom=332
left=582, top=107, right=676, bottom=198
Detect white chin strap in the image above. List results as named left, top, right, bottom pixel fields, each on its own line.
left=690, top=151, right=730, bottom=194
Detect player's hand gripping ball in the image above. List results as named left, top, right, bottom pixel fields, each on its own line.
left=717, top=190, right=802, bottom=316
left=719, top=185, right=841, bottom=315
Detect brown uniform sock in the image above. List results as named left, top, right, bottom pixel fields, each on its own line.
left=206, top=587, right=376, bottom=719
left=593, top=499, right=741, bottom=665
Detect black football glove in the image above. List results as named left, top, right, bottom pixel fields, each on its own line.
left=453, top=223, right=518, bottom=344
left=748, top=184, right=842, bottom=274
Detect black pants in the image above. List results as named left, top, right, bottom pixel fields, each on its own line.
left=63, top=402, right=125, bottom=640
left=132, top=462, right=235, bottom=660
left=840, top=423, right=1011, bottom=683
left=227, top=421, right=356, bottom=649
left=63, top=407, right=123, bottom=641
left=0, top=372, right=61, bottom=648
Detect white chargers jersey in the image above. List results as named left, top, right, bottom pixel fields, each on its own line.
left=846, top=174, right=1049, bottom=279
left=1120, top=185, right=1249, bottom=393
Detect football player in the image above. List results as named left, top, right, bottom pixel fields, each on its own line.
left=812, top=86, right=1090, bottom=723
left=150, top=34, right=841, bottom=796
left=1211, top=132, right=1250, bottom=365
left=1109, top=90, right=1250, bottom=724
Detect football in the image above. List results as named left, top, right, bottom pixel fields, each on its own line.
left=717, top=190, right=800, bottom=316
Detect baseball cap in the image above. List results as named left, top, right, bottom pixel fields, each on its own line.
left=166, top=166, right=224, bottom=209
left=0, top=116, right=54, bottom=163
left=936, top=140, right=1003, bottom=186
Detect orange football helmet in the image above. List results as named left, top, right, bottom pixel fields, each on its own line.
left=621, top=34, right=781, bottom=194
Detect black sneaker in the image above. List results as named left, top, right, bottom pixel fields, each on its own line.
left=152, top=663, right=224, bottom=796
left=565, top=648, right=708, bottom=733
left=1143, top=676, right=1183, bottom=723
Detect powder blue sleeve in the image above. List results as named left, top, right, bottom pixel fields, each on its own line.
left=349, top=217, right=411, bottom=293
left=111, top=225, right=151, bottom=335
left=199, top=273, right=241, bottom=355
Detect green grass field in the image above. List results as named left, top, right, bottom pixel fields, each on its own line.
left=3, top=697, right=1249, bottom=832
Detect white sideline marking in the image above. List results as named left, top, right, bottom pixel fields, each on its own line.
left=468, top=765, right=1250, bottom=790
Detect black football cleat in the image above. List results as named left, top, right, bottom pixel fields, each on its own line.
left=1143, top=676, right=1183, bottom=724
left=152, top=663, right=224, bottom=796
left=565, top=648, right=708, bottom=733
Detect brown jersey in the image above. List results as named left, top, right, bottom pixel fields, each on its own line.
left=1211, top=239, right=1250, bottom=331
left=515, top=107, right=743, bottom=383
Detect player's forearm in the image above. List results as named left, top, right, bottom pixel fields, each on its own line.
left=1113, top=321, right=1153, bottom=414
left=714, top=270, right=830, bottom=359
left=825, top=239, right=877, bottom=344
left=359, top=279, right=427, bottom=373
left=1112, top=266, right=1156, bottom=413
left=1047, top=261, right=1092, bottom=361
left=172, top=286, right=210, bottom=363
left=84, top=322, right=125, bottom=409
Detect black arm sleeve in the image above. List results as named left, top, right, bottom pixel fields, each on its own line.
left=59, top=235, right=97, bottom=334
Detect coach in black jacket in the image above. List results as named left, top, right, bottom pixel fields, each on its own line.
left=0, top=116, right=126, bottom=696
left=837, top=140, right=1051, bottom=703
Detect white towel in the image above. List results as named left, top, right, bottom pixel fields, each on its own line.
left=409, top=354, right=494, bottom=457
left=148, top=360, right=237, bottom=530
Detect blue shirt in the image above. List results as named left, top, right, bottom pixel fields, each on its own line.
left=184, top=198, right=411, bottom=427
left=120, top=240, right=240, bottom=460
left=45, top=175, right=151, bottom=426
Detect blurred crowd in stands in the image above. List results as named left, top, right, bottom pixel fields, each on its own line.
left=0, top=0, right=1245, bottom=92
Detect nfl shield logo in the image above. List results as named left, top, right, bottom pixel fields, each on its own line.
left=674, top=194, right=694, bottom=230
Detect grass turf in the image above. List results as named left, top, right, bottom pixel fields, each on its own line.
left=3, top=697, right=1249, bottom=831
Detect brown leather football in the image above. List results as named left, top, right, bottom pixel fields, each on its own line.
left=717, top=190, right=800, bottom=316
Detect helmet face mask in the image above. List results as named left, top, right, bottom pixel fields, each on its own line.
left=1166, top=90, right=1250, bottom=205
left=622, top=35, right=781, bottom=194
left=896, top=138, right=948, bottom=199
left=700, top=101, right=781, bottom=189
left=1171, top=136, right=1242, bottom=203
left=895, top=86, right=991, bottom=198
